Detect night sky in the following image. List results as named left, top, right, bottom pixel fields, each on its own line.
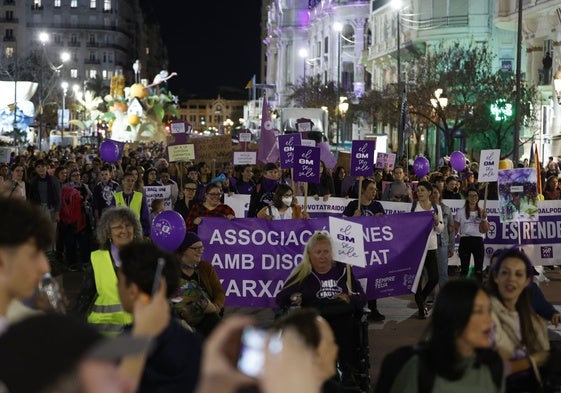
left=146, top=0, right=262, bottom=99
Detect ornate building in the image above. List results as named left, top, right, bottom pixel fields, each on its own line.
left=494, top=0, right=561, bottom=158
left=0, top=0, right=166, bottom=90
left=263, top=0, right=370, bottom=107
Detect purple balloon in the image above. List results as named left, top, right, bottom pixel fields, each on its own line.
left=99, top=140, right=120, bottom=163
left=413, top=156, right=430, bottom=178
left=450, top=151, right=466, bottom=172
left=151, top=210, right=186, bottom=252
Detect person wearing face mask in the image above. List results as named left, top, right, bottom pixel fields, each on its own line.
left=248, top=162, right=282, bottom=217
left=257, top=184, right=308, bottom=220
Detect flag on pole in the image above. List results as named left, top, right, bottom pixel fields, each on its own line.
left=257, top=96, right=279, bottom=164
left=401, top=92, right=413, bottom=138
left=534, top=143, right=542, bottom=195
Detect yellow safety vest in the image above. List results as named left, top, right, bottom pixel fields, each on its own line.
left=114, top=191, right=143, bottom=217
left=87, top=249, right=132, bottom=336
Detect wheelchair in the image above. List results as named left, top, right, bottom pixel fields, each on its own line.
left=274, top=305, right=371, bottom=392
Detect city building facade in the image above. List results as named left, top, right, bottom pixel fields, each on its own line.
left=177, top=95, right=245, bottom=133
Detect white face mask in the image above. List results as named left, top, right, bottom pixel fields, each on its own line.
left=282, top=197, right=293, bottom=206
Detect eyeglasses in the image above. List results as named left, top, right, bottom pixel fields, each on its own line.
left=184, top=187, right=197, bottom=191
left=207, top=192, right=222, bottom=197
left=110, top=223, right=134, bottom=231
left=189, top=246, right=204, bottom=251
left=283, top=194, right=293, bottom=197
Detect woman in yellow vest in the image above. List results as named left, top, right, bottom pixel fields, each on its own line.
left=73, top=207, right=143, bottom=336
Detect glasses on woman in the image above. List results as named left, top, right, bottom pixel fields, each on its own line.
left=207, top=192, right=222, bottom=197
left=189, top=246, right=204, bottom=252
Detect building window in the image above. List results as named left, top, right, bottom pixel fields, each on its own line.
left=70, top=15, right=78, bottom=25
left=90, top=0, right=96, bottom=8
left=71, top=0, right=77, bottom=7
left=89, top=34, right=95, bottom=44
left=33, top=0, right=42, bottom=8
left=72, top=51, right=78, bottom=61
left=54, top=0, right=61, bottom=7
left=5, top=11, right=13, bottom=20
left=88, top=69, right=97, bottom=79
left=53, top=34, right=62, bottom=44
left=102, top=69, right=108, bottom=79
left=5, top=29, right=13, bottom=39
left=5, top=47, right=14, bottom=58
left=70, top=69, right=78, bottom=78
left=103, top=0, right=111, bottom=11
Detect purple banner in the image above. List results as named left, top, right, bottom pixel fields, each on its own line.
left=293, top=145, right=320, bottom=183
left=198, top=213, right=433, bottom=307
left=278, top=133, right=302, bottom=169
left=350, top=140, right=376, bottom=176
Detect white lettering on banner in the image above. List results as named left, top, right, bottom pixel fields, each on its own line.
left=375, top=276, right=395, bottom=289
left=363, top=226, right=394, bottom=242
left=211, top=254, right=255, bottom=269
left=210, top=228, right=315, bottom=246
left=501, top=220, right=561, bottom=241
left=224, top=279, right=284, bottom=298
left=261, top=254, right=303, bottom=270
left=366, top=249, right=390, bottom=265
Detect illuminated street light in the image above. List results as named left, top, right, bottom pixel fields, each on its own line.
left=431, top=88, right=448, bottom=166
left=61, top=81, right=68, bottom=146
left=298, top=48, right=308, bottom=80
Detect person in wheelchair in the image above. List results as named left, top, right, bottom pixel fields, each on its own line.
left=276, top=231, right=367, bottom=387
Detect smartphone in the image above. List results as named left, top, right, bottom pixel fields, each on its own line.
left=151, top=258, right=166, bottom=298
left=237, top=327, right=268, bottom=377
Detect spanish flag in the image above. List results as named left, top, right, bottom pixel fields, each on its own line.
left=245, top=77, right=253, bottom=89
left=535, top=144, right=542, bottom=194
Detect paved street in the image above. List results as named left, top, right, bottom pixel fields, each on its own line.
left=63, top=268, right=561, bottom=392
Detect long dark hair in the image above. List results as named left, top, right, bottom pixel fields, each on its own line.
left=424, top=279, right=486, bottom=380
left=271, top=183, right=294, bottom=208
left=485, top=248, right=539, bottom=353
left=463, top=186, right=482, bottom=219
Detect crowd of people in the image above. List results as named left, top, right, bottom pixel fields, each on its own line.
left=0, top=143, right=560, bottom=392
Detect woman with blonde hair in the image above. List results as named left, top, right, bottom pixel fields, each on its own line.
left=276, top=231, right=366, bottom=387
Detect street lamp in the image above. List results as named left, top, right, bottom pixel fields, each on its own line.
left=38, top=32, right=70, bottom=151
left=392, top=0, right=404, bottom=158
left=334, top=22, right=343, bottom=148
left=338, top=97, right=349, bottom=143
left=298, top=48, right=308, bottom=81
left=61, top=81, right=68, bottom=146
left=431, top=88, right=448, bottom=167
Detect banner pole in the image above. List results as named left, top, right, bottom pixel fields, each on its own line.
left=483, top=182, right=488, bottom=211
left=303, top=182, right=308, bottom=214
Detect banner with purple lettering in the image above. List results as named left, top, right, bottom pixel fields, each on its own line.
left=293, top=145, right=320, bottom=184
left=278, top=133, right=302, bottom=169
left=198, top=213, right=433, bottom=307
left=350, top=140, right=376, bottom=176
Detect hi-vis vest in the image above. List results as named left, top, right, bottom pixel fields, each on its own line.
left=87, top=249, right=132, bottom=336
left=114, top=191, right=142, bottom=217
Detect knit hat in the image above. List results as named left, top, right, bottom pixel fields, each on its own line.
left=0, top=314, right=151, bottom=393
left=177, top=231, right=201, bottom=253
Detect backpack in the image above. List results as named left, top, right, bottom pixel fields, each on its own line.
left=60, top=186, right=86, bottom=232
left=410, top=201, right=438, bottom=213
left=374, top=345, right=503, bottom=393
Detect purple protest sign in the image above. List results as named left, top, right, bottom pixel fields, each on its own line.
left=350, top=140, right=375, bottom=176
left=198, top=213, right=433, bottom=307
left=278, top=133, right=302, bottom=169
left=293, top=145, right=320, bottom=183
